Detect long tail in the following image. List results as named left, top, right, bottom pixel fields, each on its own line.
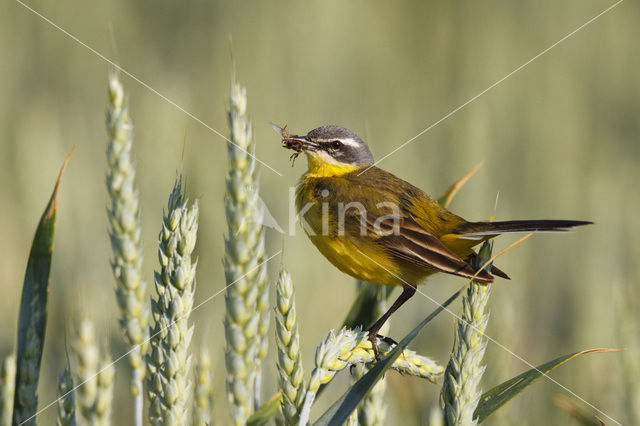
left=454, top=219, right=593, bottom=240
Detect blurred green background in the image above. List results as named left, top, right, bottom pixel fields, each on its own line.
left=1, top=0, right=638, bottom=424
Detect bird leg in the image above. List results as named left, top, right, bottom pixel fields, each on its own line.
left=367, top=285, right=416, bottom=361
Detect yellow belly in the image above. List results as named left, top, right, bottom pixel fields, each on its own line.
left=306, top=232, right=428, bottom=287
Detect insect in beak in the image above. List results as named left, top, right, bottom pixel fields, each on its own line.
left=270, top=122, right=308, bottom=166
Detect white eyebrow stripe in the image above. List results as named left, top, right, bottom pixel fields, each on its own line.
left=339, top=138, right=360, bottom=147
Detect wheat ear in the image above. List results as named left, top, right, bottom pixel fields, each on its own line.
left=194, top=347, right=215, bottom=426
left=441, top=241, right=493, bottom=426
left=299, top=328, right=444, bottom=425
left=71, top=319, right=114, bottom=425
left=146, top=177, right=198, bottom=425
left=105, top=71, right=149, bottom=426
left=92, top=351, right=115, bottom=426
left=275, top=267, right=305, bottom=425
left=223, top=76, right=269, bottom=424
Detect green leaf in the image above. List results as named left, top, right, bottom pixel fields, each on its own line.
left=247, top=391, right=282, bottom=426
left=12, top=149, right=72, bottom=424
left=475, top=348, right=619, bottom=423
left=314, top=287, right=464, bottom=426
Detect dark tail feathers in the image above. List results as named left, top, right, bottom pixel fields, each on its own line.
left=455, top=220, right=593, bottom=240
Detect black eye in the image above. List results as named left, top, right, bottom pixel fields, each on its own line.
left=331, top=140, right=342, bottom=149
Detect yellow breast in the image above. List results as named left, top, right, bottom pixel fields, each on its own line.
left=296, top=173, right=420, bottom=287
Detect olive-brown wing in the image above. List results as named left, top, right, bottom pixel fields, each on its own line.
left=377, top=214, right=494, bottom=283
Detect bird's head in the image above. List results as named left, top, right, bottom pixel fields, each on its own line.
left=280, top=125, right=374, bottom=176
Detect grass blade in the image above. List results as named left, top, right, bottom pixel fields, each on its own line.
left=313, top=288, right=463, bottom=426
left=246, top=392, right=281, bottom=426
left=475, top=348, right=619, bottom=423
left=12, top=149, right=72, bottom=425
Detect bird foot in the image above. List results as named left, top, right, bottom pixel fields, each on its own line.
left=366, top=332, right=398, bottom=362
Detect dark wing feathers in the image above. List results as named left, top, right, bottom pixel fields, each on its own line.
left=380, top=215, right=494, bottom=283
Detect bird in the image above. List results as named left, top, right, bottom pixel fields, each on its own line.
left=276, top=124, right=591, bottom=359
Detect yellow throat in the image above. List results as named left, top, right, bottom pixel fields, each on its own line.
left=304, top=151, right=360, bottom=178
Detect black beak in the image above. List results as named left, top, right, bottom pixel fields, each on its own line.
left=269, top=123, right=320, bottom=152
left=293, top=136, right=321, bottom=151
left=282, top=135, right=320, bottom=152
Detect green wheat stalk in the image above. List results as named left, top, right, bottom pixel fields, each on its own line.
left=0, top=355, right=16, bottom=426
left=194, top=347, right=215, bottom=426
left=299, top=328, right=444, bottom=424
left=223, top=76, right=269, bottom=424
left=105, top=71, right=149, bottom=426
left=13, top=323, right=41, bottom=426
left=56, top=366, right=76, bottom=426
left=441, top=241, right=493, bottom=426
left=275, top=267, right=305, bottom=425
left=146, top=177, right=198, bottom=425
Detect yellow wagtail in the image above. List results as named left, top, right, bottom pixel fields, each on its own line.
left=277, top=124, right=591, bottom=359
